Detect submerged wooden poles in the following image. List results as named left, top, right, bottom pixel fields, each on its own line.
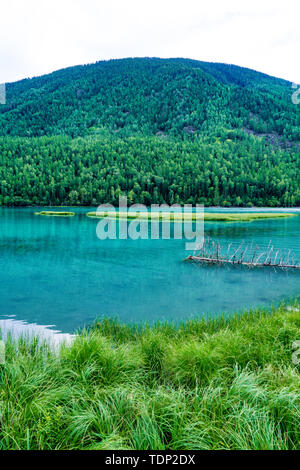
left=185, top=238, right=300, bottom=270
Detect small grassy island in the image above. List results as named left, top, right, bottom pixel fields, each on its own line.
left=35, top=211, right=75, bottom=217
left=86, top=211, right=296, bottom=222
left=0, top=301, right=299, bottom=450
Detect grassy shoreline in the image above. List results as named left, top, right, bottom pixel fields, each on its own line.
left=0, top=301, right=299, bottom=450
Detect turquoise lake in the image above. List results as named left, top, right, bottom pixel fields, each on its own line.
left=0, top=207, right=299, bottom=334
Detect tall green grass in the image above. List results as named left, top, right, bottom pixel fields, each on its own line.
left=0, top=301, right=299, bottom=450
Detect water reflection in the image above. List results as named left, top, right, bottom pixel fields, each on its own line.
left=0, top=315, right=75, bottom=348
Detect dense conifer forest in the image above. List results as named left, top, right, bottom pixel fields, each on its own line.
left=0, top=58, right=299, bottom=206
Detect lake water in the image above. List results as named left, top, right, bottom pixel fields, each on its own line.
left=0, top=207, right=299, bottom=335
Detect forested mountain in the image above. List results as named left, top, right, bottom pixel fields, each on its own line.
left=1, top=58, right=299, bottom=140
left=0, top=58, right=299, bottom=207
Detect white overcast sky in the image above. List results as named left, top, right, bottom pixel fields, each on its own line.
left=1, top=0, right=300, bottom=84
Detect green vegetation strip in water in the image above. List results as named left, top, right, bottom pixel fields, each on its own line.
left=0, top=301, right=299, bottom=450
left=87, top=211, right=296, bottom=222
left=35, top=211, right=75, bottom=217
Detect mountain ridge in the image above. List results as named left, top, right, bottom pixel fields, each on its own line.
left=1, top=57, right=299, bottom=140
left=4, top=57, right=293, bottom=88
